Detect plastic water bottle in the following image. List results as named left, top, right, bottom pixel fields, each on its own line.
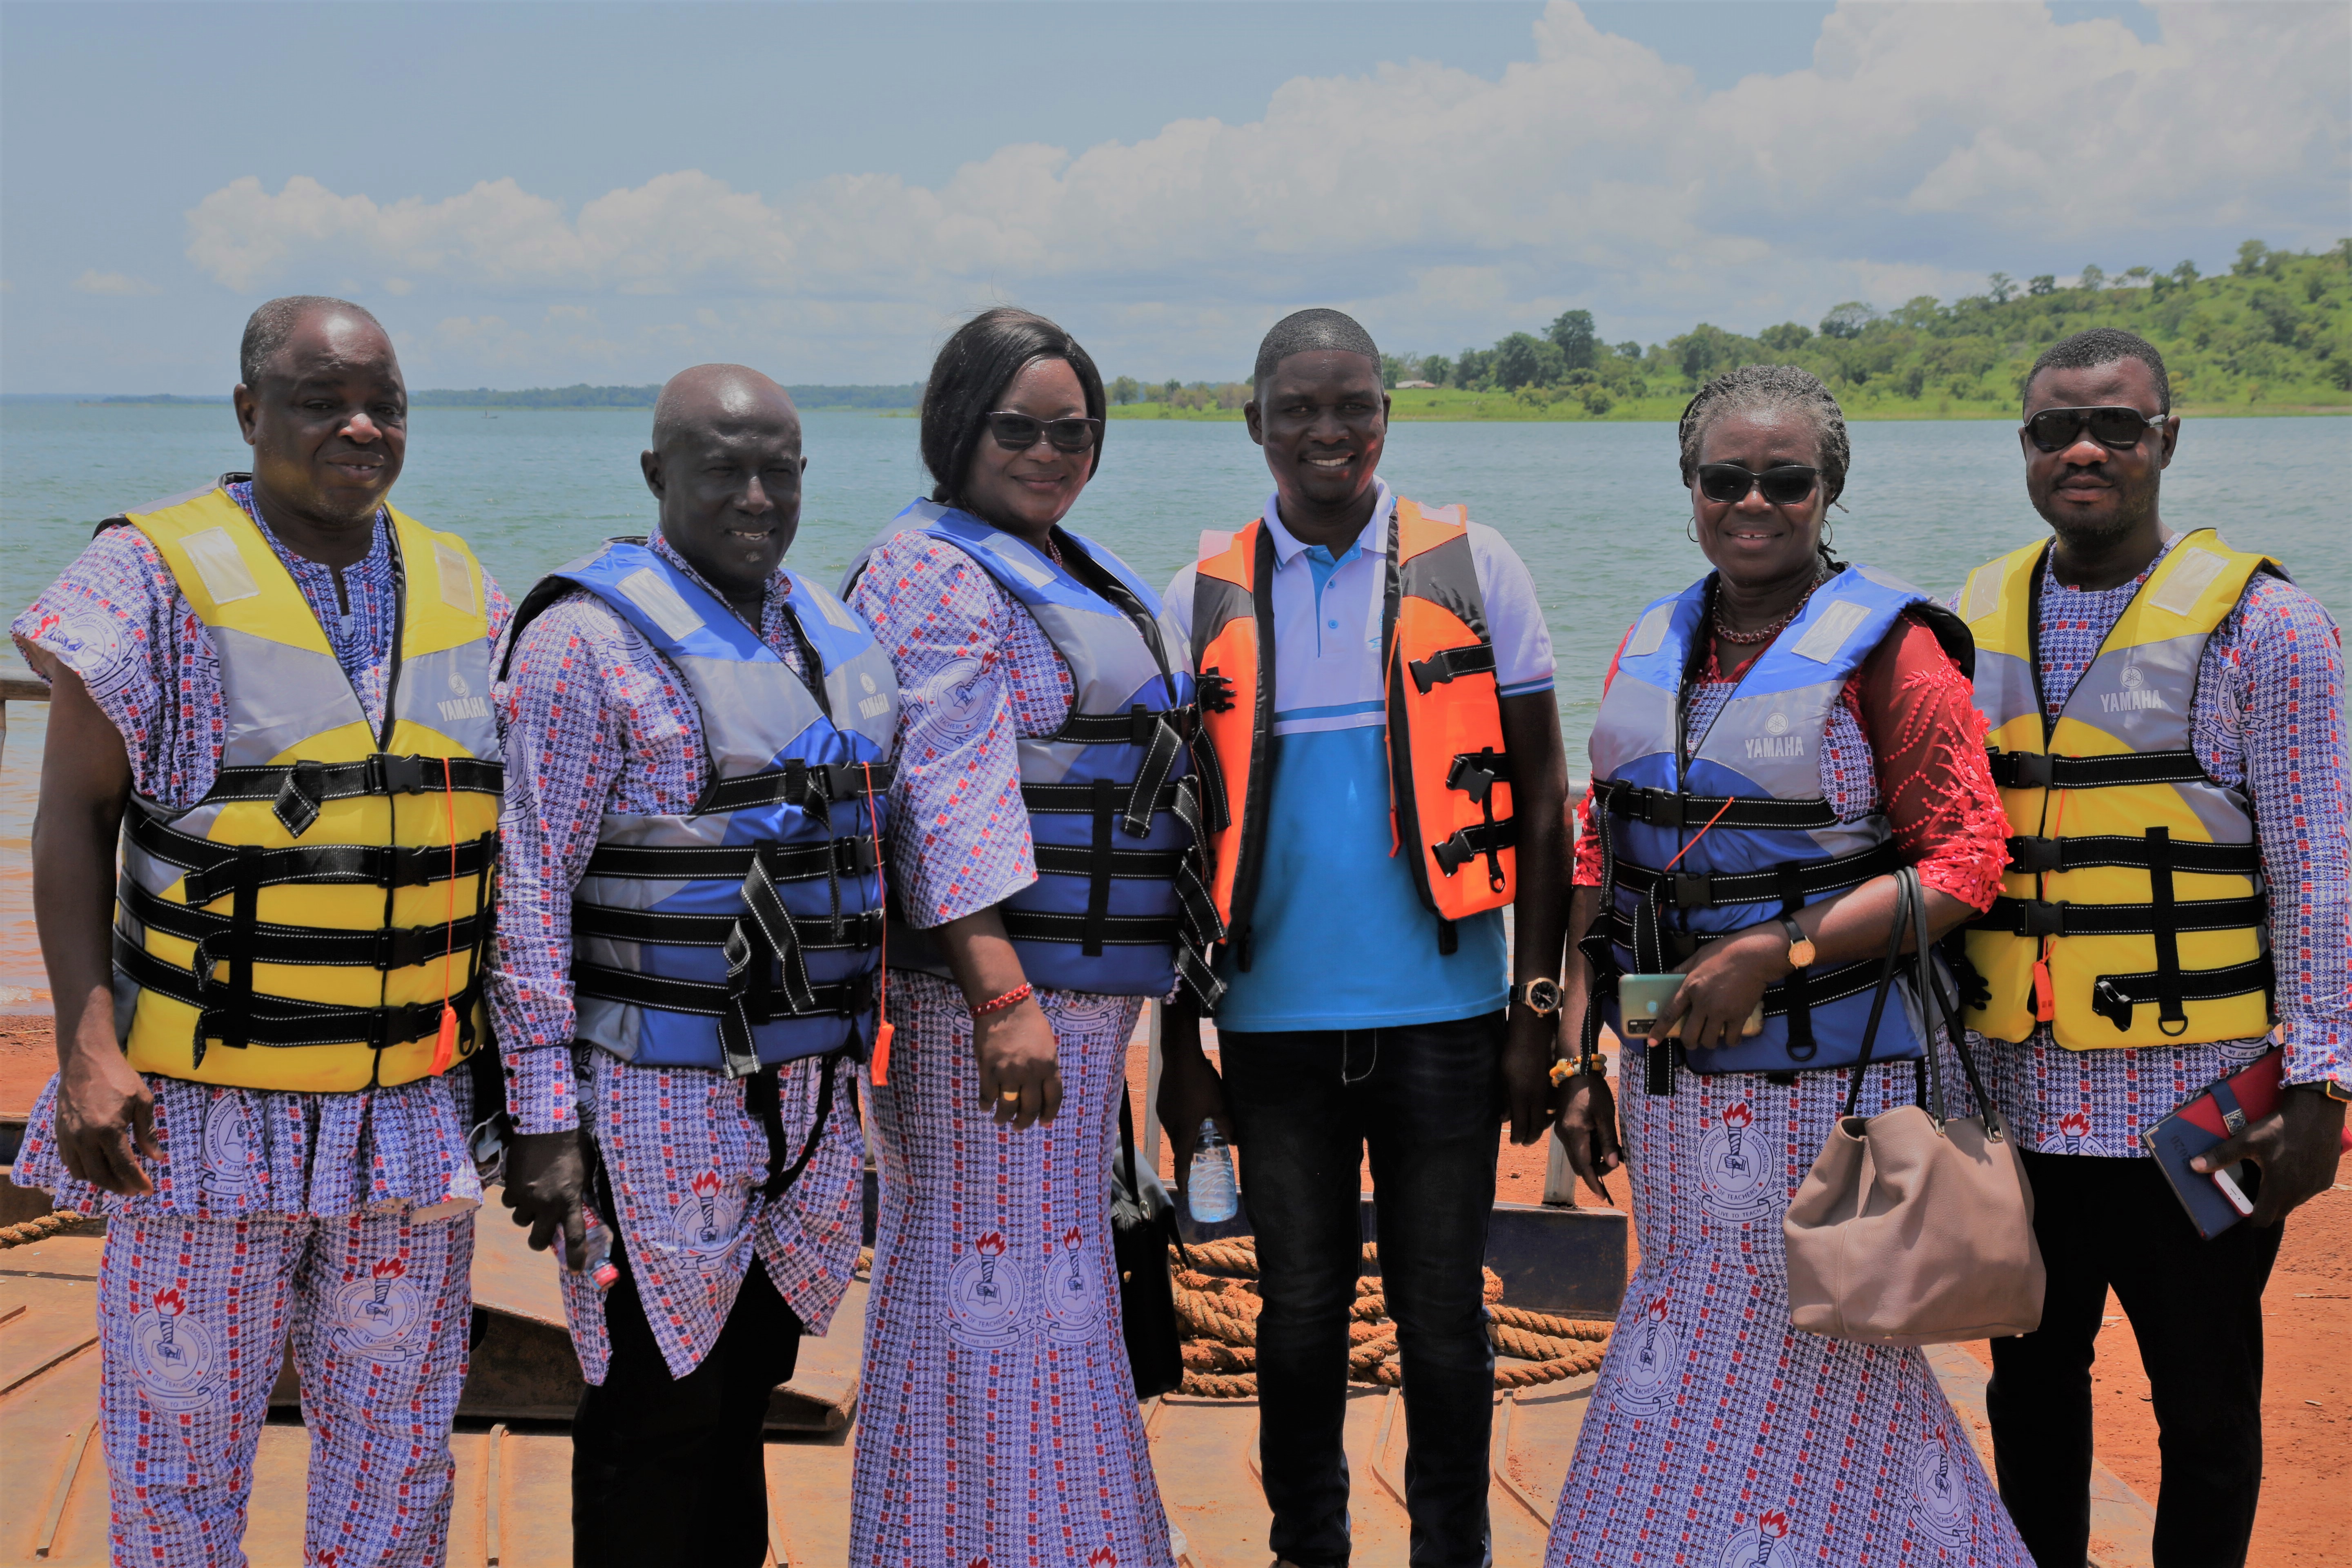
left=1187, top=1120, right=1238, bottom=1223
left=557, top=1209, right=621, bottom=1294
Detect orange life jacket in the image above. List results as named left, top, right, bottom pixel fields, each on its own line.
left=1191, top=499, right=1516, bottom=966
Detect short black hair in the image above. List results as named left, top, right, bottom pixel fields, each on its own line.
left=2024, top=327, right=2171, bottom=413
left=239, top=295, right=385, bottom=388
left=920, top=307, right=1106, bottom=506
left=1253, top=308, right=1379, bottom=387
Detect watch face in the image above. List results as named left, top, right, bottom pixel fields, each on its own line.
left=1522, top=978, right=1563, bottom=1013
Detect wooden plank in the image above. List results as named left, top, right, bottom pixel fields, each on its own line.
left=32, top=1423, right=95, bottom=1560
left=0, top=677, right=48, bottom=703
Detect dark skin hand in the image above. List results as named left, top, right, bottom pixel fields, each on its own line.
left=1155, top=351, right=1571, bottom=1187
left=22, top=303, right=410, bottom=1196
left=922, top=354, right=1099, bottom=1129
left=2020, top=358, right=2177, bottom=592
left=510, top=364, right=810, bottom=1266
left=2190, top=1086, right=2347, bottom=1229
left=1551, top=885, right=1621, bottom=1201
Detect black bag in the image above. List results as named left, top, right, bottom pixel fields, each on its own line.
left=1111, top=1095, right=1185, bottom=1399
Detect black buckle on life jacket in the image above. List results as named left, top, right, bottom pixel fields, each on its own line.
left=831, top=834, right=879, bottom=877
left=375, top=754, right=431, bottom=795
left=2018, top=900, right=2069, bottom=938
left=1668, top=873, right=1715, bottom=910
left=1444, top=748, right=1511, bottom=804
left=2091, top=977, right=2134, bottom=1031
left=1990, top=751, right=2054, bottom=790
left=1196, top=670, right=1236, bottom=714
left=1408, top=643, right=1496, bottom=695
left=2009, top=835, right=2064, bottom=873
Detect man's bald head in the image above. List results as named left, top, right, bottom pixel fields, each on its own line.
left=650, top=364, right=799, bottom=453
left=641, top=364, right=808, bottom=609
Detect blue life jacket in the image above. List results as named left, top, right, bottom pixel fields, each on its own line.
left=1584, top=564, right=1971, bottom=1082
left=844, top=501, right=1219, bottom=999
left=506, top=539, right=898, bottom=1078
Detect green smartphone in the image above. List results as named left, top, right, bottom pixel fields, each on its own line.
left=1617, top=973, right=1684, bottom=1038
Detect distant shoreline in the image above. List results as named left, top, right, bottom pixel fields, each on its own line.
left=15, top=393, right=2341, bottom=423
left=1112, top=388, right=2350, bottom=423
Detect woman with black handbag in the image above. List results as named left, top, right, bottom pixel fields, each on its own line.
left=1542, top=367, right=2034, bottom=1566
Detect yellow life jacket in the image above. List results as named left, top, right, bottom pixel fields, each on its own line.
left=110, top=482, right=503, bottom=1091
left=1958, top=529, right=2276, bottom=1049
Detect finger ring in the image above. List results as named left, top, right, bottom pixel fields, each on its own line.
left=1000, top=1088, right=1021, bottom=1103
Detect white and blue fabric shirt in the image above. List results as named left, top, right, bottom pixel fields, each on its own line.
left=1163, top=481, right=1555, bottom=1031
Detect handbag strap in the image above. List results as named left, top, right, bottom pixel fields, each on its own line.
left=1841, top=866, right=1919, bottom=1120
left=1905, top=867, right=1949, bottom=1126
left=1910, top=896, right=2007, bottom=1138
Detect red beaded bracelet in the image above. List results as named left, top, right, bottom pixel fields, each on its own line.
left=969, top=982, right=1034, bottom=1020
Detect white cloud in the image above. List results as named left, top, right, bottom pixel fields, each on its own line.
left=178, top=2, right=2348, bottom=372
left=73, top=270, right=162, bottom=296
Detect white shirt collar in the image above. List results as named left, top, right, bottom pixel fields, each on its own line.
left=1263, top=479, right=1394, bottom=568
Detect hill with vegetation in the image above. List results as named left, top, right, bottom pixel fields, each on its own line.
left=1109, top=238, right=2350, bottom=423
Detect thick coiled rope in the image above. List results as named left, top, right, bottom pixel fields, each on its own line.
left=0, top=1210, right=96, bottom=1249
left=1168, top=1237, right=1613, bottom=1398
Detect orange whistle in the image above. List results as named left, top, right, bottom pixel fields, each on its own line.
left=432, top=1004, right=459, bottom=1074
left=871, top=1020, right=894, bottom=1087
left=2032, top=958, right=2056, bottom=1024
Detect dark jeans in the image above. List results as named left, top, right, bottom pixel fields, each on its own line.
left=572, top=1247, right=802, bottom=1568
left=1221, top=1011, right=1505, bottom=1568
left=1987, top=1152, right=2282, bottom=1568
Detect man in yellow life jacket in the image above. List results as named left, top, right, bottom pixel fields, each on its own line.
left=1156, top=310, right=1570, bottom=1567
left=1958, top=328, right=2348, bottom=1568
left=13, top=297, right=506, bottom=1565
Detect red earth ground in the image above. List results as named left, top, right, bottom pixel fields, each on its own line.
left=7, top=1017, right=2343, bottom=1561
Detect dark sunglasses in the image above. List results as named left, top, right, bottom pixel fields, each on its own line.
left=983, top=411, right=1102, bottom=454
left=1697, top=463, right=1820, bottom=506
left=2023, top=405, right=2170, bottom=454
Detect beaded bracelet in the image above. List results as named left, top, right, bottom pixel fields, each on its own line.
left=969, top=981, right=1034, bottom=1020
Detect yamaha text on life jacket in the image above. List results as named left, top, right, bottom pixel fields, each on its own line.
left=1192, top=499, right=1517, bottom=977
left=1585, top=564, right=1972, bottom=1091
left=506, top=540, right=897, bottom=1091
left=110, top=479, right=502, bottom=1092
left=1958, top=529, right=2278, bottom=1049
left=843, top=501, right=1222, bottom=1003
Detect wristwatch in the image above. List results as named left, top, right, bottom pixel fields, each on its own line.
left=1779, top=916, right=1816, bottom=969
left=1513, top=977, right=1564, bottom=1016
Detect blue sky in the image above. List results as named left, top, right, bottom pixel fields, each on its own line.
left=2, top=1, right=2341, bottom=394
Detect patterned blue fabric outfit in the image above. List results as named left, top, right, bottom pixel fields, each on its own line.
left=11, top=483, right=501, bottom=1568
left=1972, top=543, right=2350, bottom=1149
left=1546, top=635, right=2033, bottom=1568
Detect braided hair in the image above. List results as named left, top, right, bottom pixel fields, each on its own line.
left=1677, top=365, right=1852, bottom=557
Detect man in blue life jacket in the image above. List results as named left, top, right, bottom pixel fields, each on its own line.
left=491, top=366, right=889, bottom=1567
left=1960, top=329, right=2347, bottom=1568
left=1157, top=310, right=1570, bottom=1567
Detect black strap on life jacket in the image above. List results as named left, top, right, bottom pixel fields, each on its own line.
left=194, top=753, right=505, bottom=839
left=116, top=933, right=486, bottom=1074
left=129, top=811, right=500, bottom=904
left=1985, top=749, right=2208, bottom=791
left=1592, top=779, right=1843, bottom=833
left=2000, top=833, right=2260, bottom=876
left=742, top=1048, right=848, bottom=1202
left=1407, top=643, right=1497, bottom=695
left=695, top=758, right=895, bottom=817
left=1973, top=891, right=2268, bottom=939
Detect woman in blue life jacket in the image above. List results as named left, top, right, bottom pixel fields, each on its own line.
left=840, top=309, right=1203, bottom=1566
left=1541, top=366, right=2029, bottom=1565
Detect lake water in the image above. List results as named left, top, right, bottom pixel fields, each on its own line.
left=3, top=402, right=2346, bottom=1004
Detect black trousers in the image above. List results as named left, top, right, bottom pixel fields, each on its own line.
left=1986, top=1152, right=2281, bottom=1568
left=1221, top=1013, right=1505, bottom=1568
left=572, top=1247, right=802, bottom=1568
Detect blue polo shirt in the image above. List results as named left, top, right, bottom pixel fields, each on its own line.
left=1162, top=482, right=1555, bottom=1031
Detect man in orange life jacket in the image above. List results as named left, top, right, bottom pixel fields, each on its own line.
left=1158, top=310, right=1570, bottom=1566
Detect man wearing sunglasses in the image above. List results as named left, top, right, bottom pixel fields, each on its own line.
left=1955, top=328, right=2348, bottom=1567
